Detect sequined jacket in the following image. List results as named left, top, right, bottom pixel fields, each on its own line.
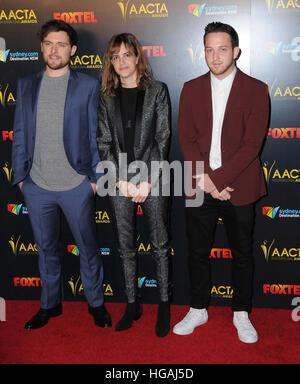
left=97, top=80, right=171, bottom=185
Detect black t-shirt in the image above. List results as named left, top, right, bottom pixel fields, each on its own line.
left=120, top=87, right=138, bottom=166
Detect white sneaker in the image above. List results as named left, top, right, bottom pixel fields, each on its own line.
left=233, top=311, right=258, bottom=344
left=173, top=308, right=208, bottom=335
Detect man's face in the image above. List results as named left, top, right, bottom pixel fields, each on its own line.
left=41, top=30, right=76, bottom=72
left=204, top=32, right=239, bottom=80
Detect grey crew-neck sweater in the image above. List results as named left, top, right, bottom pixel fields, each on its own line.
left=30, top=71, right=85, bottom=191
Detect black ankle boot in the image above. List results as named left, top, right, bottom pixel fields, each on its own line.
left=155, top=301, right=170, bottom=337
left=115, top=301, right=142, bottom=331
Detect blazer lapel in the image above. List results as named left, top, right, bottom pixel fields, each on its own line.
left=134, top=88, right=145, bottom=149
left=223, top=68, right=241, bottom=118
left=32, top=70, right=44, bottom=130
left=63, top=70, right=77, bottom=138
left=111, top=87, right=144, bottom=155
left=114, top=87, right=125, bottom=151
left=203, top=72, right=213, bottom=148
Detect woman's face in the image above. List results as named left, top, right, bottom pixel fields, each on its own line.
left=111, top=42, right=138, bottom=85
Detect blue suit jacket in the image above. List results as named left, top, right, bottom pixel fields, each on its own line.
left=11, top=69, right=102, bottom=186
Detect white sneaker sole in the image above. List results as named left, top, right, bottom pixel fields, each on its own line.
left=236, top=332, right=258, bottom=344
left=173, top=317, right=208, bottom=336
left=233, top=322, right=258, bottom=344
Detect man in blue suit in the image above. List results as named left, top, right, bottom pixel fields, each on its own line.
left=11, top=19, right=111, bottom=330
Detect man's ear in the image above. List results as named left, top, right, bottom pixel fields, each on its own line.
left=71, top=45, right=77, bottom=57
left=233, top=46, right=240, bottom=60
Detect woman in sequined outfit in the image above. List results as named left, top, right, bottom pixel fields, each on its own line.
left=97, top=33, right=172, bottom=337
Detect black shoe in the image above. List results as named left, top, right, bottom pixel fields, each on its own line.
left=24, top=303, right=62, bottom=330
left=88, top=304, right=112, bottom=328
left=155, top=301, right=170, bottom=337
left=115, top=301, right=143, bottom=331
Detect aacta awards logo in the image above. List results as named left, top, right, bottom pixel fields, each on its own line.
left=211, top=285, right=233, bottom=299
left=265, top=0, right=300, bottom=12
left=187, top=42, right=205, bottom=65
left=70, top=54, right=103, bottom=69
left=2, top=162, right=12, bottom=183
left=0, top=9, right=37, bottom=24
left=268, top=78, right=300, bottom=100
left=68, top=275, right=113, bottom=297
left=116, top=0, right=168, bottom=21
left=263, top=160, right=300, bottom=184
left=0, top=84, right=16, bottom=107
left=95, top=210, right=110, bottom=223
left=261, top=239, right=300, bottom=262
left=9, top=235, right=38, bottom=256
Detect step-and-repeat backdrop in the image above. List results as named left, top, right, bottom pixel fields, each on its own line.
left=1, top=0, right=299, bottom=309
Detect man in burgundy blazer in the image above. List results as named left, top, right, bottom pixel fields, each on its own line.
left=173, top=22, right=269, bottom=343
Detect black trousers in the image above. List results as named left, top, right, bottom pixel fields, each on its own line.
left=185, top=194, right=255, bottom=312
left=109, top=194, right=171, bottom=303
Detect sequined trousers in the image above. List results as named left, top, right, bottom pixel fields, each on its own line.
left=108, top=194, right=172, bottom=303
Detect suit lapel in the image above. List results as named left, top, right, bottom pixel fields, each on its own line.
left=223, top=68, right=241, bottom=118
left=134, top=88, right=145, bottom=149
left=202, top=72, right=213, bottom=147
left=32, top=70, right=44, bottom=130
left=114, top=87, right=125, bottom=151
left=63, top=70, right=77, bottom=137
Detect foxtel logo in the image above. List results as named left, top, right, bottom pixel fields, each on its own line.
left=267, top=127, right=300, bottom=139
left=263, top=284, right=300, bottom=295
left=13, top=277, right=42, bottom=287
left=2, top=130, right=13, bottom=141
left=142, top=45, right=166, bottom=57
left=53, top=11, right=98, bottom=23
left=209, top=248, right=232, bottom=258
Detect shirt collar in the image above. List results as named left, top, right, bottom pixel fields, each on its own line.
left=210, top=67, right=237, bottom=90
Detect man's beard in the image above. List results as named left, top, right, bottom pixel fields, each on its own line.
left=45, top=56, right=69, bottom=71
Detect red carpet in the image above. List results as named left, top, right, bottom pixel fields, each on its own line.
left=0, top=301, right=299, bottom=364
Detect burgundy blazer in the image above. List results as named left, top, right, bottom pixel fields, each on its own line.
left=178, top=68, right=270, bottom=206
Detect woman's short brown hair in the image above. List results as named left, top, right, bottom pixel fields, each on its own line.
left=101, top=33, right=153, bottom=97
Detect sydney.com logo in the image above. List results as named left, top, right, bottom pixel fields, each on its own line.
left=262, top=206, right=300, bottom=219
left=188, top=3, right=237, bottom=17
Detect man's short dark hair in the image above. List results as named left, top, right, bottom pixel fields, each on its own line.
left=39, top=19, right=78, bottom=47
left=204, top=22, right=239, bottom=48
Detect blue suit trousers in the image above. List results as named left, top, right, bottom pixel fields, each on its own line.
left=21, top=176, right=104, bottom=309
